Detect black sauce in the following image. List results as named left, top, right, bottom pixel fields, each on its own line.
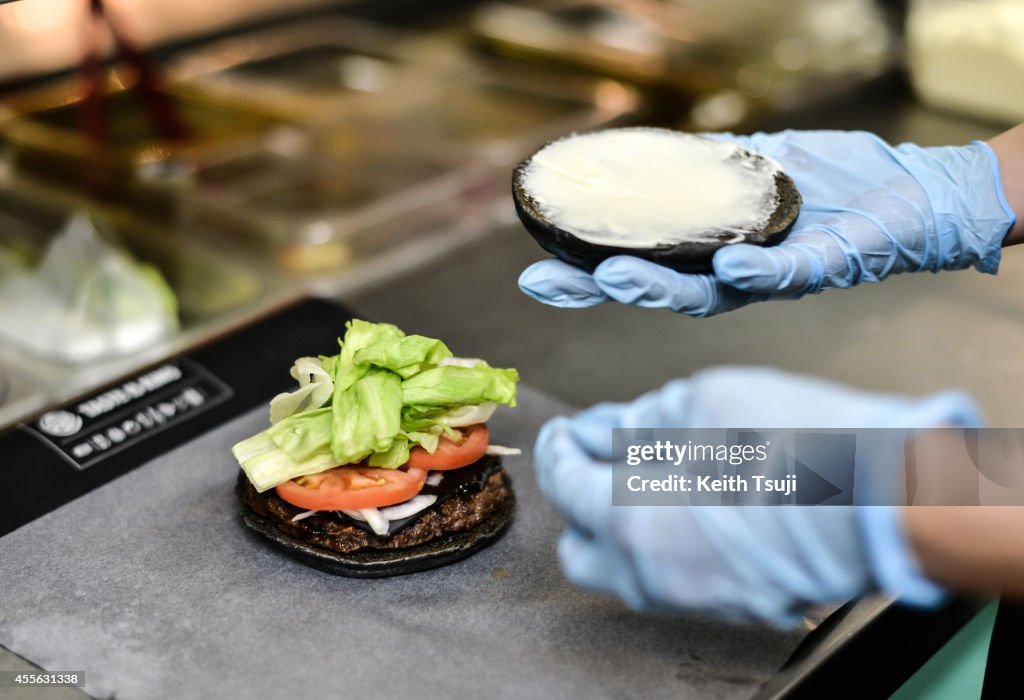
left=420, top=455, right=502, bottom=497
left=335, top=456, right=502, bottom=537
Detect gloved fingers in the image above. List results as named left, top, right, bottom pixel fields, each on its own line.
left=567, top=402, right=628, bottom=459
left=744, top=130, right=889, bottom=180
left=518, top=259, right=608, bottom=308
left=558, top=527, right=650, bottom=609
left=593, top=256, right=759, bottom=317
left=681, top=366, right=785, bottom=427
left=567, top=380, right=698, bottom=460
left=613, top=508, right=806, bottom=626
left=569, top=382, right=692, bottom=454
left=779, top=508, right=874, bottom=601
left=534, top=416, right=615, bottom=537
left=712, top=238, right=830, bottom=295
left=680, top=508, right=832, bottom=626
left=618, top=380, right=694, bottom=428
left=705, top=130, right=820, bottom=170
left=695, top=508, right=863, bottom=607
left=697, top=130, right=830, bottom=162
left=893, top=390, right=982, bottom=429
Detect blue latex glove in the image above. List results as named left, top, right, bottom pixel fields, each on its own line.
left=519, top=130, right=1017, bottom=316
left=535, top=367, right=981, bottom=626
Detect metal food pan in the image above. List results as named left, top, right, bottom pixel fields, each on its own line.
left=0, top=78, right=282, bottom=216
left=470, top=0, right=689, bottom=88
left=183, top=55, right=638, bottom=277
left=174, top=17, right=640, bottom=165
left=170, top=17, right=418, bottom=121
left=340, top=62, right=639, bottom=165
left=187, top=133, right=480, bottom=274
left=471, top=0, right=898, bottom=133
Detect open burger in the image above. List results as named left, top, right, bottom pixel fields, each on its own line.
left=232, top=319, right=519, bottom=577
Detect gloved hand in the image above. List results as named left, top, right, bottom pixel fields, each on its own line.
left=535, top=367, right=981, bottom=625
left=519, top=130, right=1017, bottom=316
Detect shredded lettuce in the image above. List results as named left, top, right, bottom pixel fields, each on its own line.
left=402, top=366, right=519, bottom=408
left=366, top=437, right=410, bottom=468
left=353, top=334, right=452, bottom=379
left=231, top=430, right=339, bottom=493
left=267, top=408, right=332, bottom=462
left=400, top=402, right=498, bottom=436
left=233, top=319, right=518, bottom=490
left=330, top=367, right=403, bottom=464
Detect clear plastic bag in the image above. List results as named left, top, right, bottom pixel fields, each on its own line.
left=0, top=213, right=178, bottom=364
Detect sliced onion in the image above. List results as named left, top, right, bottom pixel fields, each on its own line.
left=425, top=471, right=444, bottom=486
left=338, top=494, right=441, bottom=535
left=486, top=445, right=522, bottom=456
left=358, top=508, right=390, bottom=536
left=379, top=494, right=437, bottom=520
left=290, top=509, right=319, bottom=522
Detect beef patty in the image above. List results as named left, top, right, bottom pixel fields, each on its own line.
left=237, top=467, right=511, bottom=554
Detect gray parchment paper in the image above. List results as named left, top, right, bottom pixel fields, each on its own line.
left=0, top=386, right=807, bottom=700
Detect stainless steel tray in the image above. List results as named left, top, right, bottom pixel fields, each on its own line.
left=171, top=17, right=417, bottom=121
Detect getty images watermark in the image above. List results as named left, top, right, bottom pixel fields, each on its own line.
left=611, top=428, right=1024, bottom=506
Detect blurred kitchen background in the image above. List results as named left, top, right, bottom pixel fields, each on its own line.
left=0, top=0, right=1021, bottom=429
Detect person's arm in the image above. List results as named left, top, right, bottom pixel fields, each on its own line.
left=902, top=418, right=1024, bottom=597
left=905, top=507, right=1024, bottom=597
left=989, top=123, right=1024, bottom=246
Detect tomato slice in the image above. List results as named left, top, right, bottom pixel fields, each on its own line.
left=407, top=423, right=488, bottom=471
left=276, top=466, right=426, bottom=511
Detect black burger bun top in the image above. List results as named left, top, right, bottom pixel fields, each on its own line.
left=513, top=127, right=802, bottom=274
